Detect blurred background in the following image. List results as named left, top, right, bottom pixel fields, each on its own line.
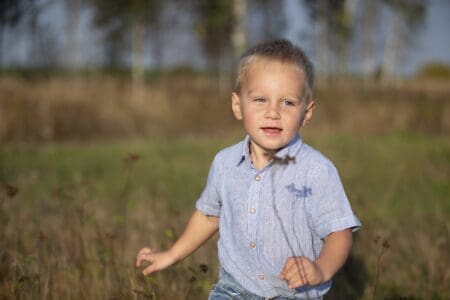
left=0, top=0, right=449, bottom=299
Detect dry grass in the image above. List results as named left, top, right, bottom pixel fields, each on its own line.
left=0, top=75, right=234, bottom=142
left=0, top=74, right=449, bottom=299
left=0, top=75, right=449, bottom=143
left=0, top=164, right=217, bottom=299
left=1, top=133, right=448, bottom=299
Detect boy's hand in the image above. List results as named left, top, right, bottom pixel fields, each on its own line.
left=279, top=256, right=324, bottom=289
left=135, top=247, right=176, bottom=275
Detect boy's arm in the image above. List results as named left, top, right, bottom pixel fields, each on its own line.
left=280, top=228, right=352, bottom=288
left=315, top=228, right=353, bottom=281
left=136, top=210, right=219, bottom=275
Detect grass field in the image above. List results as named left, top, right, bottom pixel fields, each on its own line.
left=1, top=130, right=448, bottom=299
left=0, top=75, right=449, bottom=299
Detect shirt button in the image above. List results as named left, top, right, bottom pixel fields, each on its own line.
left=255, top=175, right=261, bottom=181
left=258, top=273, right=265, bottom=280
left=250, top=242, right=256, bottom=248
left=250, top=208, right=256, bottom=214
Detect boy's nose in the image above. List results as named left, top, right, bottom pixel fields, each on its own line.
left=264, top=104, right=281, bottom=119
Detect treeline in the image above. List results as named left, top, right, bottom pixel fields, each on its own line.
left=0, top=0, right=429, bottom=81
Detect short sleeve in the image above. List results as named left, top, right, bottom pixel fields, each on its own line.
left=195, top=154, right=222, bottom=217
left=307, top=161, right=361, bottom=239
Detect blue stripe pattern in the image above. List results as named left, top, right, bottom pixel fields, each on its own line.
left=196, top=134, right=361, bottom=298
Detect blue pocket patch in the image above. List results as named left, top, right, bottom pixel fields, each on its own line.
left=285, top=183, right=312, bottom=199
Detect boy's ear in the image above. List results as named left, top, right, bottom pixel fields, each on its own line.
left=301, top=100, right=315, bottom=127
left=231, top=92, right=243, bottom=120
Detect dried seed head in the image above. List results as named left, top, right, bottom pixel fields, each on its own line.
left=273, top=155, right=296, bottom=165
left=199, top=263, right=209, bottom=273
left=5, top=184, right=19, bottom=198
left=124, top=153, right=140, bottom=163
left=264, top=153, right=296, bottom=165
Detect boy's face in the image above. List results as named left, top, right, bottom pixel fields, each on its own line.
left=231, top=58, right=315, bottom=155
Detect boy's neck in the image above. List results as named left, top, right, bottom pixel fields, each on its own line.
left=249, top=141, right=276, bottom=170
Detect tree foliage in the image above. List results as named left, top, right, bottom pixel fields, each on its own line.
left=0, top=0, right=31, bottom=27
left=249, top=0, right=286, bottom=41
left=303, top=0, right=355, bottom=74
left=381, top=0, right=426, bottom=79
left=89, top=0, right=162, bottom=67
left=192, top=0, right=234, bottom=71
left=0, top=0, right=44, bottom=67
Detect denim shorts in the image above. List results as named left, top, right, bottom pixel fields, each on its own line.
left=208, top=268, right=322, bottom=300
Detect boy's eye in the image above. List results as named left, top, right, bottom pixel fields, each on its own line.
left=283, top=99, right=296, bottom=106
left=253, top=97, right=266, bottom=103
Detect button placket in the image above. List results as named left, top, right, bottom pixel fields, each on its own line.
left=247, top=171, right=261, bottom=237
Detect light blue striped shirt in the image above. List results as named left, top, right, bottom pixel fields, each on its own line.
left=196, top=134, right=361, bottom=299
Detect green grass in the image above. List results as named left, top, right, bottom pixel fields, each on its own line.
left=0, top=131, right=449, bottom=299
left=0, top=137, right=232, bottom=207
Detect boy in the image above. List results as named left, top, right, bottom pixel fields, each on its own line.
left=136, top=39, right=361, bottom=299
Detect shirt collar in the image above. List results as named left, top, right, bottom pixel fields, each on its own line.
left=237, top=133, right=303, bottom=166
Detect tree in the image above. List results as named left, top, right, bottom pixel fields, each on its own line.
left=89, top=0, right=163, bottom=106
left=90, top=0, right=162, bottom=80
left=248, top=0, right=286, bottom=42
left=381, top=0, right=426, bottom=81
left=65, top=0, right=86, bottom=70
left=0, top=0, right=33, bottom=68
left=336, top=0, right=357, bottom=74
left=303, top=0, right=356, bottom=77
left=193, top=0, right=234, bottom=90
left=193, top=0, right=234, bottom=71
left=231, top=0, right=247, bottom=65
left=361, top=0, right=380, bottom=79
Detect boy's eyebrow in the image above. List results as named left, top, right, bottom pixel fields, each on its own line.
left=245, top=89, right=262, bottom=97
left=245, top=89, right=302, bottom=100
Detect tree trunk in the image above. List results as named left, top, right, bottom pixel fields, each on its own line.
left=131, top=18, right=145, bottom=83
left=315, top=1, right=330, bottom=79
left=29, top=9, right=38, bottom=67
left=338, top=0, right=357, bottom=75
left=0, top=27, right=4, bottom=71
left=381, top=8, right=403, bottom=83
left=131, top=17, right=145, bottom=106
left=362, top=0, right=379, bottom=79
left=66, top=0, right=82, bottom=71
left=232, top=0, right=246, bottom=65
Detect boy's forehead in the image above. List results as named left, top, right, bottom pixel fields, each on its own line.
left=240, top=57, right=305, bottom=87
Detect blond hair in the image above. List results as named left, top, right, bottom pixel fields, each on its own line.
left=235, top=39, right=314, bottom=101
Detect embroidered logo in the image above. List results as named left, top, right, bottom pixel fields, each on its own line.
left=285, top=183, right=312, bottom=198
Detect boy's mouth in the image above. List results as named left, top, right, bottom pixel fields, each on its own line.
left=261, top=127, right=282, bottom=135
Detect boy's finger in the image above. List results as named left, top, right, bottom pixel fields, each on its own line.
left=286, top=269, right=308, bottom=288
left=137, top=247, right=152, bottom=258
left=136, top=253, right=154, bottom=268
left=287, top=278, right=306, bottom=289
left=136, top=248, right=153, bottom=267
left=280, top=263, right=295, bottom=279
left=142, top=263, right=158, bottom=276
left=280, top=257, right=297, bottom=276
left=136, top=256, right=144, bottom=267
left=283, top=262, right=307, bottom=283
left=283, top=259, right=312, bottom=286
left=280, top=259, right=295, bottom=280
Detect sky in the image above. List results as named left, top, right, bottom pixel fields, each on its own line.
left=1, top=0, right=449, bottom=75
left=411, top=0, right=450, bottom=71
left=282, top=0, right=450, bottom=74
